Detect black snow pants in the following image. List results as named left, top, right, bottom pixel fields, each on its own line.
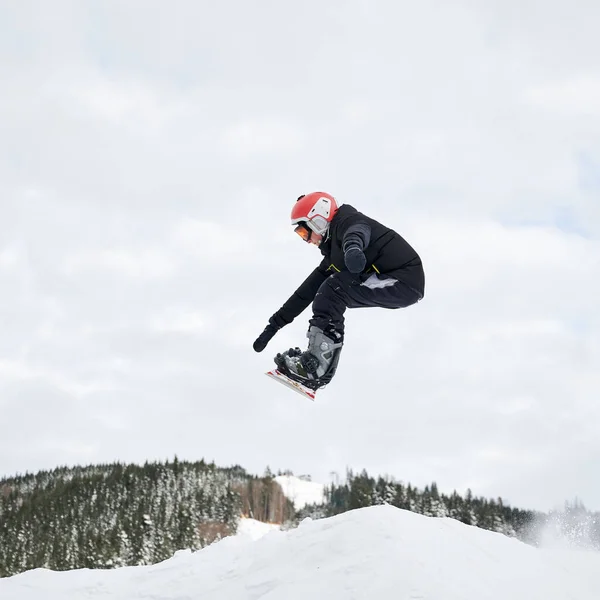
left=309, top=271, right=423, bottom=339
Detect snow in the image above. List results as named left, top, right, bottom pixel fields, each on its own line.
left=2, top=504, right=600, bottom=600
left=236, top=517, right=280, bottom=541
left=274, top=474, right=325, bottom=510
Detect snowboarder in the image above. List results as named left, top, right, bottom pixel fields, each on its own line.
left=254, top=192, right=425, bottom=391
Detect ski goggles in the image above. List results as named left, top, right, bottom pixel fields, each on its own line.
left=294, top=222, right=312, bottom=242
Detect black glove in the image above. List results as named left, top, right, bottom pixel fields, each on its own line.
left=253, top=317, right=281, bottom=352
left=344, top=245, right=366, bottom=274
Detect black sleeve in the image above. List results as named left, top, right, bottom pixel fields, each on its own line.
left=342, top=222, right=371, bottom=253
left=271, top=259, right=329, bottom=327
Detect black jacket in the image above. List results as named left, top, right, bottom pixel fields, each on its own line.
left=271, top=204, right=425, bottom=328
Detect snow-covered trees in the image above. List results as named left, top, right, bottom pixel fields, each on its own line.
left=0, top=459, right=295, bottom=577
left=2, top=462, right=597, bottom=579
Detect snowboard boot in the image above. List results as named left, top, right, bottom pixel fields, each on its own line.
left=275, top=325, right=344, bottom=390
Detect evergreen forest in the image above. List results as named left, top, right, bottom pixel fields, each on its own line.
left=1, top=460, right=598, bottom=578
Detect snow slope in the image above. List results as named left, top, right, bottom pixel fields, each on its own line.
left=273, top=474, right=325, bottom=510
left=236, top=517, right=280, bottom=541
left=2, top=505, right=599, bottom=600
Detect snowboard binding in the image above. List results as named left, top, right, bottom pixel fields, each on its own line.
left=274, top=339, right=342, bottom=391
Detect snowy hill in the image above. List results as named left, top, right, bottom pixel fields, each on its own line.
left=273, top=474, right=325, bottom=510
left=3, top=505, right=599, bottom=600
left=236, top=517, right=280, bottom=541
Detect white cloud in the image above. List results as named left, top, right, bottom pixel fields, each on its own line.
left=524, top=74, right=600, bottom=117
left=340, top=101, right=373, bottom=125
left=171, top=218, right=258, bottom=260
left=150, top=309, right=206, bottom=335
left=220, top=119, right=306, bottom=157
left=0, top=245, right=19, bottom=270
left=414, top=217, right=599, bottom=315
left=63, top=248, right=175, bottom=279
left=0, top=359, right=118, bottom=398
left=63, top=76, right=189, bottom=132
left=474, top=319, right=566, bottom=339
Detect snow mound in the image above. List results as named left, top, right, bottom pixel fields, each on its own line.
left=236, top=517, right=280, bottom=541
left=274, top=474, right=325, bottom=510
left=2, top=505, right=600, bottom=600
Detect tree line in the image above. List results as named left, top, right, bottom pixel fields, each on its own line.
left=1, top=462, right=598, bottom=578
left=0, top=458, right=293, bottom=577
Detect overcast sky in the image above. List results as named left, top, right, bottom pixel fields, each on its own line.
left=1, top=0, right=599, bottom=513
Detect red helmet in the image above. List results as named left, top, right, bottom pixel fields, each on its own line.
left=291, top=192, right=339, bottom=236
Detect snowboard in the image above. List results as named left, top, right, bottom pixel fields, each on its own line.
left=266, top=368, right=317, bottom=401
